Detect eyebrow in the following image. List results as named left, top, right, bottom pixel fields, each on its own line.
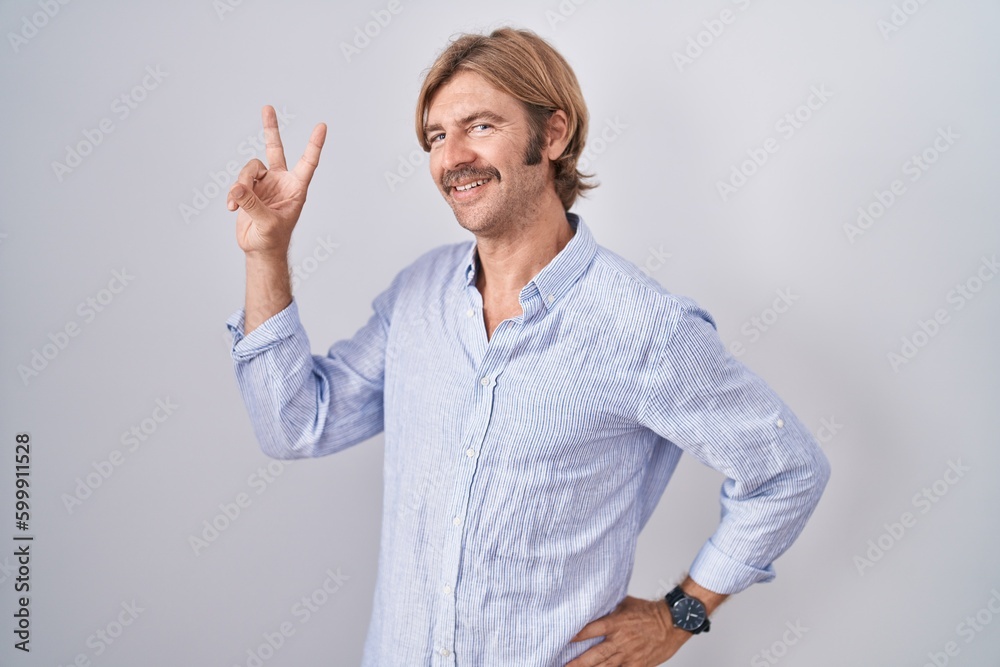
left=424, top=110, right=510, bottom=137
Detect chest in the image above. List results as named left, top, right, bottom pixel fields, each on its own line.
left=383, top=292, right=652, bottom=461
left=480, top=298, right=522, bottom=341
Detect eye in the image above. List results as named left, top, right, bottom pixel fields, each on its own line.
left=428, top=132, right=445, bottom=144
left=471, top=124, right=491, bottom=132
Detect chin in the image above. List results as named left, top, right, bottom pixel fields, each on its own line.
left=453, top=213, right=488, bottom=234
left=449, top=204, right=487, bottom=230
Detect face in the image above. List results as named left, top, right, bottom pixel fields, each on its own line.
left=423, top=70, right=559, bottom=237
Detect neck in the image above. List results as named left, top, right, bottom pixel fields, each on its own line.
left=474, top=196, right=575, bottom=299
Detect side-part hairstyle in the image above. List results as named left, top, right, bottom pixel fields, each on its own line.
left=415, top=27, right=598, bottom=211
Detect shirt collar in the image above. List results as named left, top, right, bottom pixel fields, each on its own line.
left=462, top=211, right=597, bottom=313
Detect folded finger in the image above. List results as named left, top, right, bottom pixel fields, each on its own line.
left=227, top=159, right=268, bottom=209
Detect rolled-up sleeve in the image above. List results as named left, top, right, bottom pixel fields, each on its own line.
left=637, top=296, right=831, bottom=595
left=225, top=274, right=401, bottom=460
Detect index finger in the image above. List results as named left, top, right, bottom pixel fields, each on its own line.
left=569, top=618, right=609, bottom=642
left=262, top=104, right=287, bottom=171
left=292, top=122, right=327, bottom=186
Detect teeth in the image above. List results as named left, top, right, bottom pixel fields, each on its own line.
left=455, top=179, right=488, bottom=192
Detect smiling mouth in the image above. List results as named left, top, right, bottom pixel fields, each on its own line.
left=453, top=178, right=491, bottom=192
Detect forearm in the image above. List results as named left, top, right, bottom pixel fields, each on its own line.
left=697, top=423, right=830, bottom=593
left=244, top=250, right=292, bottom=335
left=231, top=315, right=319, bottom=459
left=226, top=294, right=390, bottom=460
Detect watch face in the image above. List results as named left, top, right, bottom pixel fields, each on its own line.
left=672, top=597, right=706, bottom=632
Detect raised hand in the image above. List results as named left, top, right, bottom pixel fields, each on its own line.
left=227, top=105, right=327, bottom=256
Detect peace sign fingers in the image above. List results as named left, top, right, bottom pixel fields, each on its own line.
left=292, top=121, right=328, bottom=187
left=262, top=104, right=287, bottom=171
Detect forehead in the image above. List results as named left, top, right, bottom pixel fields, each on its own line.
left=425, top=70, right=522, bottom=125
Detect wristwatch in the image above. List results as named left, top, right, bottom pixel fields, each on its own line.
left=664, top=585, right=711, bottom=635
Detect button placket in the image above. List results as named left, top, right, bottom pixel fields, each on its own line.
left=435, top=321, right=516, bottom=663
left=432, top=293, right=487, bottom=666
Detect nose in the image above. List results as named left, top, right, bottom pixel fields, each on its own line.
left=440, top=132, right=477, bottom=174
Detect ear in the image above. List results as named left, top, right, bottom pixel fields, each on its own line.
left=544, top=109, right=571, bottom=162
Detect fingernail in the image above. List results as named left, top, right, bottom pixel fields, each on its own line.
left=232, top=185, right=245, bottom=197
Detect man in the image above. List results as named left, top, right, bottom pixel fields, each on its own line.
left=225, top=27, right=830, bottom=667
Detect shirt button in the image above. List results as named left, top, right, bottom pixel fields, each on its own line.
left=480, top=376, right=490, bottom=386
left=453, top=516, right=463, bottom=526
left=547, top=294, right=555, bottom=304
left=443, top=584, right=452, bottom=594
left=466, top=448, right=476, bottom=457
left=466, top=308, right=474, bottom=317
left=776, top=418, right=784, bottom=428
left=439, top=647, right=451, bottom=657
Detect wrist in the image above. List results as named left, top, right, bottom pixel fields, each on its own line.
left=677, top=576, right=728, bottom=617
left=243, top=251, right=293, bottom=335
left=245, top=248, right=289, bottom=265
left=663, top=576, right=728, bottom=636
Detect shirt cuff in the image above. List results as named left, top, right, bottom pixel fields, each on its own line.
left=225, top=298, right=302, bottom=361
left=688, top=538, right=776, bottom=595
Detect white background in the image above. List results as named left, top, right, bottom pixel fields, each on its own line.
left=1, top=1, right=998, bottom=665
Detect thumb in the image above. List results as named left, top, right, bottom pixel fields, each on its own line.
left=230, top=184, right=275, bottom=225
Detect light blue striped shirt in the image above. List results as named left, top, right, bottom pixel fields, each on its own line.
left=225, top=212, right=830, bottom=666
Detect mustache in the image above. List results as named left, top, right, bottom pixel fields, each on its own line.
left=443, top=166, right=501, bottom=188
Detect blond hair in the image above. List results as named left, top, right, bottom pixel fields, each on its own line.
left=415, top=27, right=597, bottom=210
